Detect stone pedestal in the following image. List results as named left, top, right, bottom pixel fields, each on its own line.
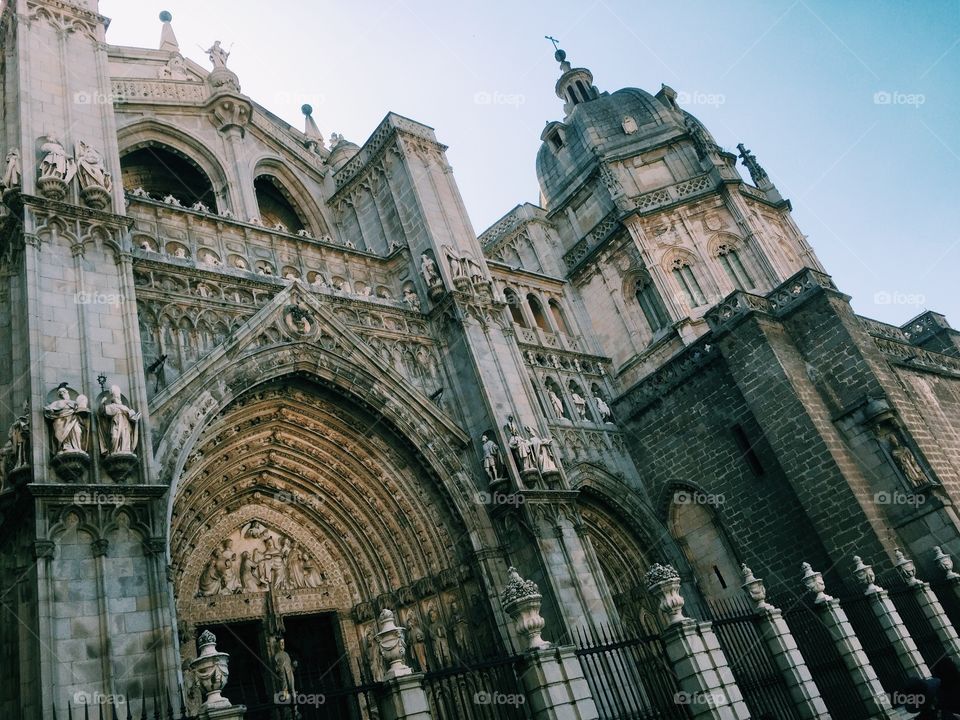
left=896, top=549, right=960, bottom=664
left=378, top=673, right=431, bottom=720
left=517, top=645, right=598, bottom=720
left=741, top=565, right=829, bottom=720
left=853, top=556, right=929, bottom=678
left=660, top=619, right=751, bottom=720
left=199, top=705, right=247, bottom=720
left=801, top=563, right=895, bottom=719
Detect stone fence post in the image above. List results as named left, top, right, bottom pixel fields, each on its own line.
left=189, top=630, right=246, bottom=720
left=375, top=608, right=432, bottom=720
left=852, top=555, right=928, bottom=677
left=646, top=564, right=750, bottom=720
left=800, top=562, right=896, bottom=719
left=501, top=567, right=598, bottom=720
left=895, top=549, right=960, bottom=665
left=740, top=565, right=829, bottom=720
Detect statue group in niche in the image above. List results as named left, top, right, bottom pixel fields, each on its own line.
left=37, top=136, right=111, bottom=191
left=503, top=416, right=559, bottom=477
left=885, top=432, right=930, bottom=488
left=420, top=253, right=442, bottom=289
left=198, top=521, right=324, bottom=596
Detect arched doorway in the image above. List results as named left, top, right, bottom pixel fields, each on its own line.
left=170, top=376, right=501, bottom=717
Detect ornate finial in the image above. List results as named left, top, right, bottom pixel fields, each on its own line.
left=800, top=561, right=834, bottom=604
left=545, top=35, right=561, bottom=53
left=96, top=373, right=107, bottom=393
left=852, top=555, right=881, bottom=594
left=737, top=143, right=769, bottom=185
left=198, top=629, right=217, bottom=648
left=934, top=546, right=960, bottom=580
left=500, top=568, right=549, bottom=650
left=894, top=548, right=920, bottom=586
left=302, top=104, right=324, bottom=150
left=741, top=563, right=773, bottom=612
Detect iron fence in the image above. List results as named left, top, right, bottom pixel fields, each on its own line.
left=840, top=592, right=909, bottom=692
left=886, top=581, right=951, bottom=670
left=778, top=599, right=873, bottom=720
left=573, top=622, right=689, bottom=720
left=703, top=597, right=801, bottom=720
left=53, top=689, right=191, bottom=720
left=422, top=654, right=532, bottom=720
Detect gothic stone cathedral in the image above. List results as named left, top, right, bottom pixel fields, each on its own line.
left=1, top=2, right=960, bottom=719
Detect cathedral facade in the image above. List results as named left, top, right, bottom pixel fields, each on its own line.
left=2, top=2, right=960, bottom=718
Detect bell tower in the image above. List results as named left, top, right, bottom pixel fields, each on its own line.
left=0, top=1, right=178, bottom=716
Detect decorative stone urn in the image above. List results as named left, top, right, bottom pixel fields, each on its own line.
left=375, top=608, right=411, bottom=680
left=37, top=176, right=68, bottom=201
left=852, top=556, right=881, bottom=595
left=740, top=564, right=773, bottom=612
left=644, top=563, right=687, bottom=625
left=189, top=630, right=232, bottom=710
left=800, top=562, right=834, bottom=604
left=500, top=567, right=549, bottom=650
left=79, top=184, right=110, bottom=210
left=894, top=549, right=920, bottom=587
left=934, top=546, right=960, bottom=581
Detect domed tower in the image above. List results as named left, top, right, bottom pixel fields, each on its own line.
left=535, top=47, right=822, bottom=381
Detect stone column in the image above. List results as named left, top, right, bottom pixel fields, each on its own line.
left=375, top=609, right=431, bottom=720
left=501, top=568, right=599, bottom=720
left=740, top=565, right=829, bottom=720
left=852, top=555, right=928, bottom=677
left=895, top=549, right=960, bottom=664
left=800, top=562, right=896, bottom=719
left=646, top=564, right=750, bottom=720
left=189, top=631, right=246, bottom=720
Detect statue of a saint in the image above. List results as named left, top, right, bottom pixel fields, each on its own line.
left=1, top=148, right=21, bottom=189
left=272, top=637, right=296, bottom=703
left=571, top=392, right=588, bottom=419
left=888, top=433, right=929, bottom=488
left=39, top=136, right=73, bottom=181
left=526, top=426, right=559, bottom=474
left=198, top=550, right=223, bottom=596
left=98, top=385, right=141, bottom=456
left=8, top=403, right=30, bottom=470
left=547, top=388, right=566, bottom=419
left=506, top=418, right=536, bottom=473
left=593, top=390, right=613, bottom=423
left=408, top=615, right=429, bottom=671
left=420, top=253, right=441, bottom=288
left=44, top=384, right=88, bottom=454
left=75, top=140, right=111, bottom=190
left=403, top=288, right=421, bottom=311
left=428, top=606, right=449, bottom=667
left=239, top=551, right=262, bottom=592
left=480, top=434, right=501, bottom=483
left=205, top=40, right=230, bottom=69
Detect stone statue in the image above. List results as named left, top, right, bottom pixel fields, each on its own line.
left=75, top=140, right=111, bottom=191
left=1, top=148, right=20, bottom=189
left=205, top=40, right=230, bottom=69
left=198, top=550, right=222, bottom=596
left=571, top=391, right=588, bottom=419
left=6, top=403, right=30, bottom=471
left=450, top=601, right=470, bottom=658
left=272, top=637, right=296, bottom=704
left=444, top=245, right=466, bottom=280
left=159, top=54, right=189, bottom=80
left=44, top=384, right=88, bottom=454
left=302, top=553, right=323, bottom=588
left=593, top=390, right=613, bottom=423
left=217, top=539, right=240, bottom=594
left=427, top=606, right=449, bottom=667
left=420, top=253, right=441, bottom=288
left=526, top=426, right=559, bottom=474
left=888, top=433, right=928, bottom=488
left=98, top=385, right=141, bottom=456
left=403, top=288, right=421, bottom=311
left=480, top=434, right=502, bottom=483
left=364, top=629, right=384, bottom=682
left=39, top=136, right=72, bottom=180
left=463, top=254, right=484, bottom=284
left=407, top=615, right=429, bottom=671
left=239, top=551, right=261, bottom=592
left=547, top=388, right=565, bottom=418
left=506, top=417, right=536, bottom=473
left=285, top=542, right=306, bottom=588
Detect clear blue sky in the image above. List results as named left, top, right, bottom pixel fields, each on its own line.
left=100, top=0, right=960, bottom=327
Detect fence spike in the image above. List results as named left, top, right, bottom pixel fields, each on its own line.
left=83, top=697, right=90, bottom=720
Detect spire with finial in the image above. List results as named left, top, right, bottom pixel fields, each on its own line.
left=158, top=11, right=179, bottom=54
left=737, top=142, right=783, bottom=203
left=301, top=104, right=324, bottom=153
left=546, top=38, right=599, bottom=118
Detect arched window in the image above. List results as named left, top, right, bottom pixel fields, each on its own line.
left=254, top=175, right=305, bottom=233
left=670, top=257, right=707, bottom=307
left=715, top=243, right=754, bottom=290
left=121, top=146, right=216, bottom=209
left=549, top=300, right=572, bottom=335
left=634, top=275, right=671, bottom=333
left=527, top=294, right=550, bottom=331
left=504, top=288, right=527, bottom=327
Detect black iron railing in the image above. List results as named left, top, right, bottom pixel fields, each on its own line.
left=422, top=654, right=532, bottom=720
left=703, top=597, right=801, bottom=720
left=573, top=622, right=690, bottom=720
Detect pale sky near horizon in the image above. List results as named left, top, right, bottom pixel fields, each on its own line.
left=99, top=0, right=960, bottom=327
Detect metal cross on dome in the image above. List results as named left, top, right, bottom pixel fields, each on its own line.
left=545, top=35, right=561, bottom=51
